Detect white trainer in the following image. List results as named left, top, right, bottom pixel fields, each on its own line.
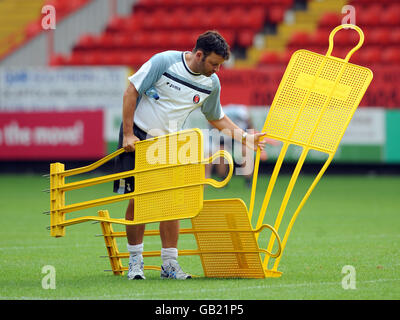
left=161, top=260, right=192, bottom=279
left=127, top=254, right=145, bottom=280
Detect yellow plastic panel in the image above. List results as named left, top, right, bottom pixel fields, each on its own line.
left=133, top=129, right=204, bottom=223
left=48, top=129, right=233, bottom=236
left=192, top=199, right=266, bottom=279
left=249, top=25, right=374, bottom=274
left=263, top=25, right=373, bottom=154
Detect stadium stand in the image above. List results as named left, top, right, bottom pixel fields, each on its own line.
left=49, top=0, right=293, bottom=67
left=47, top=0, right=399, bottom=69
left=0, top=0, right=92, bottom=61
left=256, top=0, right=400, bottom=67
left=0, top=0, right=45, bottom=59
left=1, top=0, right=398, bottom=108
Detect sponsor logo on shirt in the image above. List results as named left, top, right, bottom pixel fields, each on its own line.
left=166, top=81, right=181, bottom=91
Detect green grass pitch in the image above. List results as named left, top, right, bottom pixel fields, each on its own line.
left=0, top=172, right=399, bottom=300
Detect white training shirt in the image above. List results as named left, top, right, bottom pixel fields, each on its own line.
left=129, top=50, right=225, bottom=135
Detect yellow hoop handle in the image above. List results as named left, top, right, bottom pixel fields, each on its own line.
left=254, top=224, right=282, bottom=258
left=203, top=150, right=234, bottom=188
left=326, top=24, right=365, bottom=62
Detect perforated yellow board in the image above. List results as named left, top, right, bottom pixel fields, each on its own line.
left=98, top=199, right=282, bottom=278
left=192, top=199, right=281, bottom=279
left=249, top=25, right=374, bottom=275
left=49, top=128, right=233, bottom=237
left=263, top=24, right=373, bottom=155
left=132, top=129, right=205, bottom=224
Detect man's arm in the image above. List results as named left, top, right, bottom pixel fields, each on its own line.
left=122, top=82, right=140, bottom=152
left=208, top=115, right=267, bottom=151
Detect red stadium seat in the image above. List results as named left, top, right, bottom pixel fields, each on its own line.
left=75, top=34, right=97, bottom=49
left=318, top=12, right=341, bottom=28
left=333, top=27, right=360, bottom=47
left=169, top=31, right=191, bottom=50
left=242, top=7, right=265, bottom=30
left=124, top=17, right=142, bottom=32
left=219, top=30, right=235, bottom=47
left=360, top=47, right=381, bottom=65
left=68, top=51, right=98, bottom=65
left=357, top=5, right=382, bottom=27
left=349, top=49, right=362, bottom=65
left=268, top=6, right=285, bottom=24
left=259, top=51, right=280, bottom=65
left=369, top=28, right=391, bottom=45
left=390, top=28, right=400, bottom=45
left=288, top=31, right=310, bottom=47
left=308, top=29, right=330, bottom=47
left=380, top=4, right=400, bottom=26
left=98, top=33, right=114, bottom=49
left=181, top=8, right=202, bottom=29
left=49, top=54, right=67, bottom=66
left=113, top=33, right=136, bottom=49
left=381, top=47, right=400, bottom=64
left=101, top=51, right=123, bottom=65
left=237, top=30, right=255, bottom=48
left=281, top=49, right=296, bottom=64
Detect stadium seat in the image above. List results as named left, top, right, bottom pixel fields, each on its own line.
left=288, top=32, right=310, bottom=47
left=242, top=7, right=265, bottom=30
left=380, top=4, right=400, bottom=26
left=281, top=49, right=295, bottom=65
left=237, top=30, right=255, bottom=48
left=390, top=28, right=400, bottom=45
left=113, top=33, right=136, bottom=49
left=360, top=47, right=381, bottom=65
left=381, top=47, right=400, bottom=64
left=259, top=51, right=281, bottom=65
left=75, top=34, right=97, bottom=50
left=267, top=6, right=286, bottom=24
left=308, top=29, right=330, bottom=47
left=333, top=28, right=360, bottom=47
left=369, top=28, right=391, bottom=46
left=105, top=16, right=126, bottom=33
left=347, top=46, right=361, bottom=64
left=318, top=12, right=341, bottom=28
left=49, top=54, right=67, bottom=66
left=357, top=5, right=381, bottom=27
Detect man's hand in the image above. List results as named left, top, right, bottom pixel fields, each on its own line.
left=123, top=134, right=140, bottom=152
left=244, top=132, right=268, bottom=151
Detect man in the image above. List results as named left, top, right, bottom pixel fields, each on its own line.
left=114, top=30, right=268, bottom=280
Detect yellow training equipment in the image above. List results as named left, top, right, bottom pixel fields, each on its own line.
left=98, top=199, right=282, bottom=278
left=46, top=24, right=373, bottom=279
left=49, top=129, right=233, bottom=237
left=248, top=24, right=373, bottom=274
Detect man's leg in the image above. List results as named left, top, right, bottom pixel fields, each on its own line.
left=126, top=199, right=146, bottom=280
left=159, top=220, right=191, bottom=279
left=125, top=199, right=145, bottom=245
left=160, top=220, right=179, bottom=248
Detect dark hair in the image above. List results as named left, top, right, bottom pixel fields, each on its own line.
left=194, top=30, right=230, bottom=60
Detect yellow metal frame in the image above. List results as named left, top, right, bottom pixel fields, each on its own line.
left=98, top=199, right=282, bottom=278
left=49, top=129, right=233, bottom=237
left=248, top=24, right=373, bottom=273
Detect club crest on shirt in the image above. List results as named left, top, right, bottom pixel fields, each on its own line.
left=193, top=94, right=200, bottom=104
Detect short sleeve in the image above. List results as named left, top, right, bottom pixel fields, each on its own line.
left=128, top=53, right=169, bottom=95
left=201, top=75, right=225, bottom=121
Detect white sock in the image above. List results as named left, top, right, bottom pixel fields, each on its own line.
left=161, top=247, right=178, bottom=264
left=127, top=243, right=143, bottom=257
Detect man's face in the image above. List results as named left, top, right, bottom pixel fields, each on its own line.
left=196, top=51, right=226, bottom=77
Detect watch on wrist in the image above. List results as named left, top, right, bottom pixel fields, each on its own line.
left=241, top=131, right=248, bottom=143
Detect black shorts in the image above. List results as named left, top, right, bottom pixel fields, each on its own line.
left=113, top=123, right=151, bottom=194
